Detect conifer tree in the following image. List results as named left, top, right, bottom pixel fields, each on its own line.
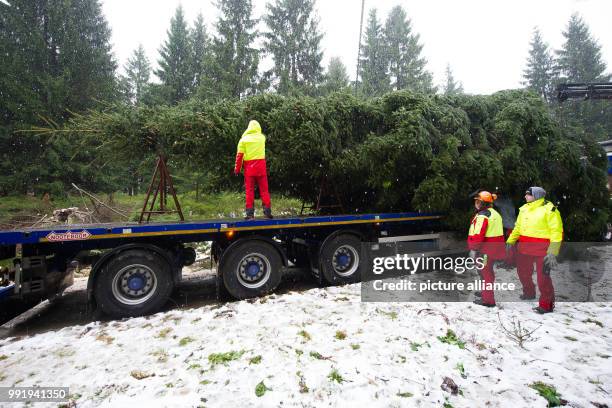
left=522, top=28, right=555, bottom=102
left=191, top=13, right=213, bottom=90
left=384, top=6, right=434, bottom=93
left=156, top=6, right=194, bottom=104
left=263, top=0, right=324, bottom=95
left=211, top=0, right=260, bottom=98
left=124, top=44, right=151, bottom=105
left=443, top=64, right=464, bottom=95
left=556, top=14, right=609, bottom=82
left=358, top=9, right=389, bottom=97
left=0, top=0, right=117, bottom=194
left=320, top=57, right=349, bottom=95
left=555, top=14, right=611, bottom=140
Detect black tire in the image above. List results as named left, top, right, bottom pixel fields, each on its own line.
left=320, top=234, right=363, bottom=284
left=221, top=241, right=282, bottom=299
left=94, top=249, right=174, bottom=318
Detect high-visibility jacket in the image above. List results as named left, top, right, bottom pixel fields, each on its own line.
left=507, top=198, right=563, bottom=256
left=468, top=207, right=505, bottom=260
left=234, top=120, right=267, bottom=176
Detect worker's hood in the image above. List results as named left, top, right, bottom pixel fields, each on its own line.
left=243, top=120, right=262, bottom=136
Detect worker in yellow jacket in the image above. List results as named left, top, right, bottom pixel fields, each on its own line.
left=506, top=187, right=563, bottom=313
left=468, top=191, right=505, bottom=307
left=234, top=120, right=272, bottom=220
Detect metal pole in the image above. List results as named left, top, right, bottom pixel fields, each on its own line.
left=355, top=0, right=366, bottom=88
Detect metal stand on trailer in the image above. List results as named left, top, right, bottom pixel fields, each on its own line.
left=139, top=155, right=185, bottom=223
left=300, top=176, right=345, bottom=215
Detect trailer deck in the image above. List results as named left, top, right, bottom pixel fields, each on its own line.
left=0, top=211, right=444, bottom=317
left=0, top=212, right=443, bottom=246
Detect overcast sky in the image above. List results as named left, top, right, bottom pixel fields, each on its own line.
left=101, top=0, right=611, bottom=95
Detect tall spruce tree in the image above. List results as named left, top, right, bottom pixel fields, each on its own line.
left=384, top=6, right=434, bottom=93
left=556, top=14, right=609, bottom=82
left=190, top=13, right=213, bottom=91
left=522, top=28, right=555, bottom=102
left=123, top=44, right=151, bottom=105
left=0, top=0, right=117, bottom=195
left=263, top=0, right=324, bottom=95
left=64, top=0, right=118, bottom=108
left=0, top=0, right=117, bottom=121
left=156, top=6, right=193, bottom=104
left=211, top=0, right=259, bottom=98
left=358, top=9, right=389, bottom=97
left=320, top=57, right=349, bottom=95
left=555, top=14, right=611, bottom=140
left=442, top=64, right=464, bottom=95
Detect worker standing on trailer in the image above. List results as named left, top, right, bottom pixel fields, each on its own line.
left=468, top=191, right=505, bottom=307
left=506, top=187, right=563, bottom=314
left=234, top=120, right=273, bottom=220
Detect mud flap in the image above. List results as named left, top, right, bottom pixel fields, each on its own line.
left=308, top=245, right=325, bottom=286
left=215, top=270, right=233, bottom=302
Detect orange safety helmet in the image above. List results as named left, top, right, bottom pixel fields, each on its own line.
left=474, top=191, right=497, bottom=203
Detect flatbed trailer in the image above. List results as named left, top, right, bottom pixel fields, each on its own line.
left=0, top=212, right=443, bottom=317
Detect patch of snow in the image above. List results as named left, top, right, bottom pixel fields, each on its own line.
left=0, top=284, right=610, bottom=407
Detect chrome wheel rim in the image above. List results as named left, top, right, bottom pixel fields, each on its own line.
left=237, top=253, right=271, bottom=289
left=111, top=264, right=158, bottom=305
left=332, top=245, right=359, bottom=277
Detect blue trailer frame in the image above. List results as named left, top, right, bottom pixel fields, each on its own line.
left=0, top=212, right=443, bottom=318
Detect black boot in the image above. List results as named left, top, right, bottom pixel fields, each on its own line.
left=533, top=306, right=553, bottom=314
left=263, top=207, right=273, bottom=219
left=245, top=208, right=254, bottom=220
left=473, top=298, right=496, bottom=307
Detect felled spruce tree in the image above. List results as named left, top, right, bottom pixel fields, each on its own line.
left=61, top=89, right=608, bottom=240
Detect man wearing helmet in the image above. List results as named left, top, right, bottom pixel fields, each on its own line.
left=506, top=187, right=563, bottom=314
left=468, top=191, right=505, bottom=307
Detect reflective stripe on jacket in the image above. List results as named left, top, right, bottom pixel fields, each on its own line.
left=234, top=120, right=267, bottom=176
left=507, top=198, right=563, bottom=256
left=468, top=207, right=505, bottom=260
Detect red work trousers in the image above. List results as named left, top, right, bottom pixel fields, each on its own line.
left=480, top=261, right=496, bottom=305
left=516, top=253, right=555, bottom=311
left=245, top=174, right=271, bottom=209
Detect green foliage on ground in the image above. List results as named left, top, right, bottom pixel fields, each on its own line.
left=529, top=381, right=563, bottom=407
left=208, top=350, right=245, bottom=366
left=255, top=380, right=270, bottom=397
left=437, top=329, right=466, bottom=349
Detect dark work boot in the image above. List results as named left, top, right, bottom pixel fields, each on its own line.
left=263, top=207, right=273, bottom=219
left=533, top=306, right=553, bottom=314
left=245, top=208, right=254, bottom=220
left=473, top=298, right=496, bottom=308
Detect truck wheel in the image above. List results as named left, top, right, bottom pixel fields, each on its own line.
left=94, top=249, right=174, bottom=317
left=221, top=241, right=282, bottom=300
left=320, top=234, right=362, bottom=284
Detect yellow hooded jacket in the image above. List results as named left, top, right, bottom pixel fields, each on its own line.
left=234, top=120, right=267, bottom=176
left=507, top=198, right=563, bottom=256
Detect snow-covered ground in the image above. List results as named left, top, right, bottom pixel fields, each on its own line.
left=0, top=282, right=610, bottom=407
